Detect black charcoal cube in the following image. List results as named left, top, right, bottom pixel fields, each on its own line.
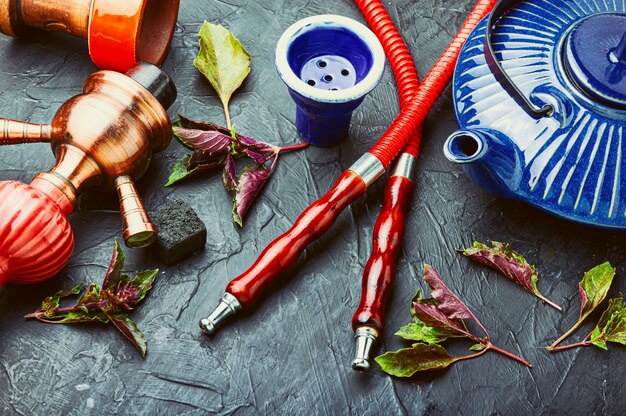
left=152, top=200, right=207, bottom=265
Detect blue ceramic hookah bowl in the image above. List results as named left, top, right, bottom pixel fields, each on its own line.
left=444, top=0, right=626, bottom=229
left=275, top=15, right=385, bottom=147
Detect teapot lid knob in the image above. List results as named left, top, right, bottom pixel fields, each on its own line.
left=564, top=13, right=626, bottom=109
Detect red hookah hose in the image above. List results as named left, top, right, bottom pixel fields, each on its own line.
left=200, top=0, right=498, bottom=334
left=351, top=0, right=421, bottom=341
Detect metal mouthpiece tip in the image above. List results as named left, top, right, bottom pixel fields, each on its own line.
left=352, top=326, right=378, bottom=372
left=199, top=318, right=216, bottom=336
left=352, top=358, right=370, bottom=372
left=199, top=293, right=242, bottom=337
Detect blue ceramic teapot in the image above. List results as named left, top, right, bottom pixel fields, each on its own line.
left=444, top=0, right=626, bottom=229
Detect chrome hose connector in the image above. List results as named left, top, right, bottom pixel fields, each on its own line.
left=348, top=153, right=385, bottom=188
left=390, top=153, right=416, bottom=181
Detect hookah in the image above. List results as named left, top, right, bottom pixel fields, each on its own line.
left=199, top=0, right=499, bottom=352
left=0, top=0, right=180, bottom=71
left=0, top=62, right=176, bottom=286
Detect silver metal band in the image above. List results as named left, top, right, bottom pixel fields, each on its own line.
left=390, top=153, right=416, bottom=181
left=348, top=153, right=385, bottom=187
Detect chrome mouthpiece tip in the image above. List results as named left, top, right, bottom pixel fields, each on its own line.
left=199, top=293, right=242, bottom=337
left=351, top=326, right=379, bottom=372
left=352, top=358, right=370, bottom=372
left=199, top=318, right=216, bottom=336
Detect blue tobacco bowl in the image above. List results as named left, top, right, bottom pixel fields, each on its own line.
left=275, top=15, right=385, bottom=147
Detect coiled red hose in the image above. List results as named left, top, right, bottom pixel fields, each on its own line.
left=369, top=0, right=497, bottom=167
left=354, top=0, right=421, bottom=157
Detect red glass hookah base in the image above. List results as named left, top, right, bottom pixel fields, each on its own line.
left=0, top=181, right=74, bottom=286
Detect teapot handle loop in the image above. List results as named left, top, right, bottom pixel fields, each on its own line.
left=485, top=0, right=553, bottom=119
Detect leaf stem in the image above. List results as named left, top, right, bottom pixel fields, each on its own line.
left=548, top=319, right=582, bottom=350
left=475, top=320, right=491, bottom=340
left=487, top=344, right=532, bottom=367
left=549, top=339, right=592, bottom=352
left=536, top=294, right=563, bottom=311
left=223, top=103, right=232, bottom=131
left=454, top=347, right=490, bottom=362
left=258, top=142, right=309, bottom=154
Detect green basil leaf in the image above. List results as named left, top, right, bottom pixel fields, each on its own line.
left=579, top=262, right=616, bottom=321
left=194, top=21, right=250, bottom=111
left=375, top=343, right=460, bottom=377
left=108, top=313, right=148, bottom=357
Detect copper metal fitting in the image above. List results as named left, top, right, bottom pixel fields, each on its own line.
left=0, top=62, right=176, bottom=247
left=0, top=0, right=180, bottom=71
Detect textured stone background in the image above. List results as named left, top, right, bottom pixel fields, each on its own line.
left=1, top=1, right=625, bottom=415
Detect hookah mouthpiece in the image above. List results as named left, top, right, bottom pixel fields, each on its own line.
left=352, top=327, right=378, bottom=372
left=199, top=293, right=242, bottom=336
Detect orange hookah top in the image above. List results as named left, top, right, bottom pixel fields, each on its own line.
left=0, top=0, right=180, bottom=72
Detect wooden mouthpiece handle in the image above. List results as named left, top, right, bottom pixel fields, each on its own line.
left=352, top=175, right=414, bottom=332
left=226, top=171, right=368, bottom=309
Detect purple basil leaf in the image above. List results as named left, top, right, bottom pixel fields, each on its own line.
left=236, top=133, right=266, bottom=150
left=223, top=154, right=238, bottom=191
left=412, top=301, right=470, bottom=338
left=102, top=241, right=125, bottom=291
left=461, top=241, right=561, bottom=310
left=578, top=262, right=616, bottom=320
left=245, top=149, right=272, bottom=164
left=232, top=155, right=278, bottom=226
left=375, top=343, right=460, bottom=377
left=423, top=264, right=478, bottom=322
left=178, top=114, right=230, bottom=134
left=108, top=313, right=148, bottom=357
left=232, top=167, right=271, bottom=226
left=188, top=150, right=226, bottom=169
left=173, top=126, right=233, bottom=155
left=24, top=283, right=108, bottom=324
left=24, top=242, right=157, bottom=357
left=114, top=269, right=159, bottom=307
left=178, top=114, right=266, bottom=150
left=33, top=283, right=82, bottom=315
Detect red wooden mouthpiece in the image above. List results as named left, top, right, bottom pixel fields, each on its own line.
left=227, top=171, right=367, bottom=308
left=352, top=175, right=414, bottom=332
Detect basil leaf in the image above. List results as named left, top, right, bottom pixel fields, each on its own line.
left=461, top=241, right=560, bottom=310
left=108, top=313, right=148, bottom=357
left=579, top=262, right=616, bottom=321
left=173, top=126, right=233, bottom=155
left=375, top=343, right=460, bottom=377
left=590, top=297, right=626, bottom=350
left=194, top=21, right=250, bottom=116
left=395, top=321, right=461, bottom=344
left=232, top=155, right=278, bottom=226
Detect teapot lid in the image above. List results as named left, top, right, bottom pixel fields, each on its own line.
left=565, top=14, right=626, bottom=109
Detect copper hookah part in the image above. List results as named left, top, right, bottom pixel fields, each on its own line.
left=0, top=62, right=176, bottom=248
left=0, top=0, right=180, bottom=71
